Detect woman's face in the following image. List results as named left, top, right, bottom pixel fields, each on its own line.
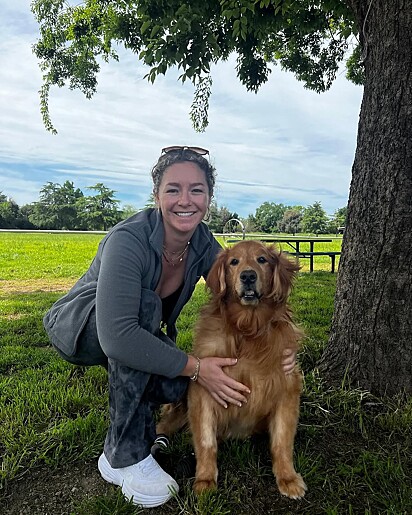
left=156, top=161, right=210, bottom=238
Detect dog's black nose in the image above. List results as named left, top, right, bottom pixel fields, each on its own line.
left=240, top=269, right=257, bottom=285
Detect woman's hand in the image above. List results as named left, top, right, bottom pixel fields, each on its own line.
left=196, top=357, right=250, bottom=409
left=183, top=350, right=296, bottom=409
left=282, top=348, right=297, bottom=375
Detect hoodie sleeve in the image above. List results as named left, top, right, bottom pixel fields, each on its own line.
left=95, top=229, right=188, bottom=378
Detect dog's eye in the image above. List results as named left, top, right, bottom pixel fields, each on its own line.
left=229, top=258, right=239, bottom=266
left=257, top=256, right=267, bottom=264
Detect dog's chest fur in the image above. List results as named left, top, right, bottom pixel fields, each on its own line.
left=192, top=310, right=300, bottom=439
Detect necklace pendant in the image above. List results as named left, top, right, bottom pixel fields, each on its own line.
left=162, top=241, right=190, bottom=266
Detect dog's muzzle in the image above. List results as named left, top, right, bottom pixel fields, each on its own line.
left=239, top=269, right=260, bottom=303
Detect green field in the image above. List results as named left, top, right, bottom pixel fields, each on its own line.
left=0, top=232, right=410, bottom=514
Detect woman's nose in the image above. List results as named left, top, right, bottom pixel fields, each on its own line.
left=178, top=190, right=191, bottom=205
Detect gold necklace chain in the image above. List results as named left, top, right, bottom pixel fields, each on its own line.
left=162, top=242, right=190, bottom=266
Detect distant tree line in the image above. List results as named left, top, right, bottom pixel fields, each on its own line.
left=192, top=200, right=347, bottom=235
left=0, top=181, right=132, bottom=231
left=245, top=201, right=347, bottom=235
left=1, top=183, right=346, bottom=234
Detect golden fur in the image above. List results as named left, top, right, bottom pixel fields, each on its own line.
left=157, top=240, right=307, bottom=499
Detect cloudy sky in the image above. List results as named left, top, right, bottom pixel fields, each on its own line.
left=1, top=1, right=363, bottom=218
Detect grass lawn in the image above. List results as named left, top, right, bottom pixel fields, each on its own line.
left=0, top=233, right=410, bottom=514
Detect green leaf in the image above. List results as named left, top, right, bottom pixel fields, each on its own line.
left=150, top=25, right=161, bottom=38
left=140, top=20, right=151, bottom=35
left=233, top=19, right=240, bottom=36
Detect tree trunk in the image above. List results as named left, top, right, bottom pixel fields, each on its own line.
left=319, top=0, right=412, bottom=396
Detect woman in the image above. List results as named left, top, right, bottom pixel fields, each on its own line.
left=43, top=146, right=296, bottom=508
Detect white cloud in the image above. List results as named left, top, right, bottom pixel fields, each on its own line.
left=0, top=3, right=363, bottom=216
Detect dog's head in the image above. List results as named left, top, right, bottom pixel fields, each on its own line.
left=206, top=240, right=300, bottom=306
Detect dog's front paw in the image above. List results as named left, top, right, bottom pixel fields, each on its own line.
left=277, top=473, right=307, bottom=499
left=193, top=478, right=217, bottom=494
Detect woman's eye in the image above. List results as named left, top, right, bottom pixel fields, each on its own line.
left=257, top=256, right=267, bottom=264
left=166, top=188, right=178, bottom=194
left=192, top=188, right=205, bottom=194
left=230, top=258, right=239, bottom=266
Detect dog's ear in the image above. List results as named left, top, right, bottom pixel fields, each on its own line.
left=206, top=249, right=227, bottom=297
left=267, top=246, right=300, bottom=302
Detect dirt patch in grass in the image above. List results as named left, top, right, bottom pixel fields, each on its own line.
left=1, top=460, right=112, bottom=515
left=0, top=279, right=75, bottom=295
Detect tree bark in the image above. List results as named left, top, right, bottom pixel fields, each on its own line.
left=319, top=0, right=412, bottom=396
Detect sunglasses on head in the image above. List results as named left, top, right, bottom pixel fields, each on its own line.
left=161, top=146, right=209, bottom=156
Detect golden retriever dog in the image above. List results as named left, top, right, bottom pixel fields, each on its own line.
left=157, top=240, right=307, bottom=499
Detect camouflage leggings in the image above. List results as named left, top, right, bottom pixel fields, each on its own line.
left=104, top=359, right=188, bottom=468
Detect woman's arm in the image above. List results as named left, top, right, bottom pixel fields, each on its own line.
left=96, top=229, right=188, bottom=378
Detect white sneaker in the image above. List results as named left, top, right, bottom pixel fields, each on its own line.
left=98, top=453, right=179, bottom=508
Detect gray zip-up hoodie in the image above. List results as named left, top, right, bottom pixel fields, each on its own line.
left=43, top=208, right=221, bottom=378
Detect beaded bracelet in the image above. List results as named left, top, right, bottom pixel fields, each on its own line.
left=190, top=356, right=201, bottom=382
